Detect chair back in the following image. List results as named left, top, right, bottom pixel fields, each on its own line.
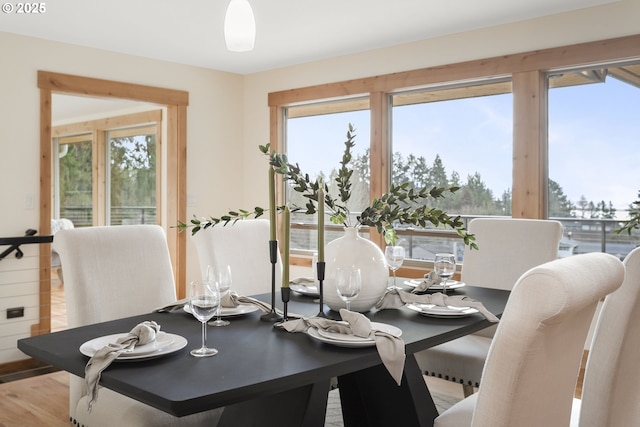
left=577, top=247, right=640, bottom=427
left=52, top=225, right=177, bottom=327
left=461, top=218, right=563, bottom=290
left=191, top=219, right=282, bottom=296
left=50, top=218, right=74, bottom=269
left=471, top=252, right=624, bottom=427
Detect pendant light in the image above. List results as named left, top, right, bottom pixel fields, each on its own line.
left=224, top=0, right=256, bottom=52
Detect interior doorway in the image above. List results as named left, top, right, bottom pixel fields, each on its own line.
left=37, top=71, right=189, bottom=336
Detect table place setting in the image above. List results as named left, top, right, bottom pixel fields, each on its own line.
left=81, top=321, right=180, bottom=411
left=375, top=288, right=500, bottom=322
left=290, top=277, right=320, bottom=297
left=155, top=291, right=302, bottom=319
left=183, top=301, right=260, bottom=318
left=403, top=270, right=467, bottom=292
left=280, top=308, right=406, bottom=385
left=79, top=331, right=187, bottom=360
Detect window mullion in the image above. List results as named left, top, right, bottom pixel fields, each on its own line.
left=512, top=70, right=547, bottom=219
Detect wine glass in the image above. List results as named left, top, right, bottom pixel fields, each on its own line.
left=335, top=267, right=361, bottom=311
left=188, top=280, right=220, bottom=357
left=385, top=246, right=405, bottom=290
left=434, top=253, right=456, bottom=293
left=209, top=265, right=232, bottom=327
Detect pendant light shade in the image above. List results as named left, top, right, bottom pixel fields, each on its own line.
left=224, top=0, right=256, bottom=52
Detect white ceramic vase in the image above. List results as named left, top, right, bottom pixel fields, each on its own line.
left=323, top=226, right=389, bottom=312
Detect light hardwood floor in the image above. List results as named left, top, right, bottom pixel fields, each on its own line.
left=0, top=371, right=70, bottom=427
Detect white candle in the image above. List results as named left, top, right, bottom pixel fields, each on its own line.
left=282, top=205, right=290, bottom=287
left=318, top=187, right=325, bottom=262
left=269, top=167, right=276, bottom=241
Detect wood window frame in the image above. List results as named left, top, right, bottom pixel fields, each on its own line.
left=268, top=34, right=640, bottom=271
left=37, top=71, right=189, bottom=335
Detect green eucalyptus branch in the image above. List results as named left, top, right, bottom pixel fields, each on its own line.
left=615, top=190, right=640, bottom=235
left=358, top=182, right=476, bottom=248
left=336, top=124, right=356, bottom=205
left=181, top=123, right=475, bottom=252
left=177, top=207, right=265, bottom=235
left=260, top=142, right=351, bottom=226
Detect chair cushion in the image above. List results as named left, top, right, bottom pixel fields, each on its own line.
left=415, top=335, right=491, bottom=387
left=434, top=393, right=477, bottom=427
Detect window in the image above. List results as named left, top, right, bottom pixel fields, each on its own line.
left=548, top=62, right=640, bottom=259
left=391, top=79, right=513, bottom=261
left=285, top=98, right=370, bottom=252
left=107, top=126, right=158, bottom=225
left=270, top=35, right=640, bottom=269
left=53, top=111, right=161, bottom=227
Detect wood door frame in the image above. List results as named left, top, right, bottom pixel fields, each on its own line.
left=36, top=71, right=189, bottom=335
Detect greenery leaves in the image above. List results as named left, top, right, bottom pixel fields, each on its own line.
left=179, top=123, right=476, bottom=249
left=265, top=124, right=475, bottom=248
left=616, top=191, right=640, bottom=235
left=178, top=207, right=265, bottom=235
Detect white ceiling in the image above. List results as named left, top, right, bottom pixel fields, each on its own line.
left=0, top=0, right=619, bottom=75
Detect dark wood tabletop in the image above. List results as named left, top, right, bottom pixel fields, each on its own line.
left=18, top=285, right=510, bottom=427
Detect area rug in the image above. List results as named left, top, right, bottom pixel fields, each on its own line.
left=324, top=386, right=461, bottom=427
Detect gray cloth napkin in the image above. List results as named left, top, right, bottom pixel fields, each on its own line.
left=281, top=309, right=406, bottom=385
left=290, top=277, right=315, bottom=284
left=375, top=289, right=499, bottom=322
left=83, top=321, right=161, bottom=411
left=153, top=298, right=189, bottom=313
left=411, top=271, right=442, bottom=292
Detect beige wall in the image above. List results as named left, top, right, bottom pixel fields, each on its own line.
left=0, top=31, right=244, bottom=363
left=0, top=0, right=638, bottom=363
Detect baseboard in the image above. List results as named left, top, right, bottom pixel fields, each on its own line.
left=0, top=358, right=59, bottom=383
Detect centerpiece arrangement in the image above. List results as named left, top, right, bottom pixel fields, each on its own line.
left=179, top=124, right=476, bottom=312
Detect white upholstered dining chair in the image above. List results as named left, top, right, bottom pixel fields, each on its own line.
left=191, top=219, right=282, bottom=296
left=434, top=252, right=624, bottom=427
left=416, top=218, right=562, bottom=396
left=53, top=225, right=223, bottom=427
left=415, top=217, right=563, bottom=395
left=569, top=247, right=640, bottom=427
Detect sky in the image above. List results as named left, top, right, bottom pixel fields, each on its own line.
left=287, top=72, right=639, bottom=217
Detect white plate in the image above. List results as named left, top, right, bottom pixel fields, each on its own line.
left=290, top=283, right=320, bottom=297
left=183, top=303, right=259, bottom=317
left=406, top=303, right=479, bottom=318
left=308, top=322, right=402, bottom=347
left=79, top=332, right=187, bottom=360
left=404, top=280, right=466, bottom=291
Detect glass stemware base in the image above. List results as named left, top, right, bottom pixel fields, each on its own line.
left=209, top=318, right=230, bottom=327
left=190, top=346, right=218, bottom=357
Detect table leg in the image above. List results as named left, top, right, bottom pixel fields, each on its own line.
left=217, top=380, right=331, bottom=427
left=338, top=354, right=438, bottom=427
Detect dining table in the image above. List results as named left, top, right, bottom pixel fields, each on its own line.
left=18, top=283, right=510, bottom=427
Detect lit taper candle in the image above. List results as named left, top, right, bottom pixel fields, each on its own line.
left=282, top=205, right=290, bottom=287
left=269, top=167, right=276, bottom=241
left=317, top=187, right=325, bottom=262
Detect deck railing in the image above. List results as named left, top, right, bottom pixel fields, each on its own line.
left=59, top=206, right=156, bottom=227
left=290, top=214, right=639, bottom=262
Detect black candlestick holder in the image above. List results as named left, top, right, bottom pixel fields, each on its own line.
left=316, top=261, right=328, bottom=317
left=261, top=240, right=283, bottom=322
left=281, top=286, right=291, bottom=321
